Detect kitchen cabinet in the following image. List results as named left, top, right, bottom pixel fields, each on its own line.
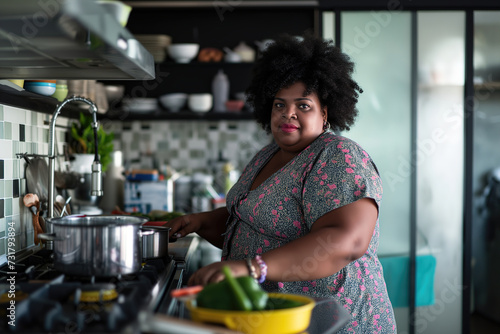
left=103, top=3, right=319, bottom=120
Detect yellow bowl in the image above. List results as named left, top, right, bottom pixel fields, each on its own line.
left=186, top=293, right=315, bottom=334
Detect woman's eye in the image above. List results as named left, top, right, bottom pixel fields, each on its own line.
left=299, top=103, right=310, bottom=109
left=274, top=102, right=285, bottom=108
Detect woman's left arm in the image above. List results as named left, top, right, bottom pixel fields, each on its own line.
left=262, top=197, right=378, bottom=282
left=187, top=197, right=378, bottom=285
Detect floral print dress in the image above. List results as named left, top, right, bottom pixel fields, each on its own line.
left=222, top=131, right=396, bottom=333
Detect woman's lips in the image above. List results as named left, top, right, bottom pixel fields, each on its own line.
left=280, top=124, right=298, bottom=133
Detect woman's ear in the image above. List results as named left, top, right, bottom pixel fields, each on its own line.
left=322, top=106, right=328, bottom=121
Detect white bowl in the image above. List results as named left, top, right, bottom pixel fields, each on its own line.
left=122, top=97, right=157, bottom=113
left=104, top=85, right=125, bottom=102
left=188, top=93, right=212, bottom=112
left=168, top=43, right=200, bottom=63
left=159, top=93, right=188, bottom=112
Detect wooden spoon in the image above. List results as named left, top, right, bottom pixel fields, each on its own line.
left=23, top=194, right=43, bottom=245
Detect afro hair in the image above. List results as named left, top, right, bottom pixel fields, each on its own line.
left=245, top=34, right=362, bottom=134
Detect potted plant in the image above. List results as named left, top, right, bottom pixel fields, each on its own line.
left=69, top=112, right=114, bottom=173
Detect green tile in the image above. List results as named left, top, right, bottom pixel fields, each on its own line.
left=158, top=141, right=169, bottom=150
left=31, top=126, right=37, bottom=142
left=43, top=128, right=49, bottom=143
left=4, top=180, right=12, bottom=197
left=169, top=150, right=178, bottom=158
left=189, top=150, right=205, bottom=158
left=13, top=160, right=19, bottom=178
left=0, top=105, right=3, bottom=120
left=31, top=111, right=37, bottom=125
left=0, top=238, right=5, bottom=256
left=0, top=122, right=3, bottom=140
left=4, top=198, right=12, bottom=216
left=4, top=122, right=11, bottom=140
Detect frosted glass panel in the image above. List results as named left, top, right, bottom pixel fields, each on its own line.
left=341, top=12, right=412, bottom=258
left=472, top=10, right=500, bottom=324
left=322, top=11, right=335, bottom=42
left=341, top=13, right=412, bottom=331
left=416, top=11, right=464, bottom=334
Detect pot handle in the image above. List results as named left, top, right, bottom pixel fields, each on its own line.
left=38, top=232, right=67, bottom=242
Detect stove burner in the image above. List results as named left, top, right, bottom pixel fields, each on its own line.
left=0, top=290, right=29, bottom=303
left=76, top=283, right=118, bottom=303
left=0, top=251, right=180, bottom=333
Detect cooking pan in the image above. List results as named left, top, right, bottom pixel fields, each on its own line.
left=39, top=215, right=148, bottom=277
left=141, top=226, right=171, bottom=260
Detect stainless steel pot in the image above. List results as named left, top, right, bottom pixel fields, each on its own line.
left=141, top=226, right=170, bottom=260
left=39, top=215, right=148, bottom=277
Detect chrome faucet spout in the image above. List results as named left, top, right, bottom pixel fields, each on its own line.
left=48, top=95, right=103, bottom=221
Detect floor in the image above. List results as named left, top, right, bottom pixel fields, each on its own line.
left=470, top=313, right=500, bottom=334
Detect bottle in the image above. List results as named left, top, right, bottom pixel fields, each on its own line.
left=212, top=69, right=229, bottom=112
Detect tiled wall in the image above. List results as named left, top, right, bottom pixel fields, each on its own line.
left=108, top=119, right=270, bottom=175
left=0, top=104, right=69, bottom=265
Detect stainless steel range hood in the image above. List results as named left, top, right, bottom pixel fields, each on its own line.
left=0, top=0, right=155, bottom=80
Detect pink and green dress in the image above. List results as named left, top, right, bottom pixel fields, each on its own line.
left=222, top=131, right=396, bottom=333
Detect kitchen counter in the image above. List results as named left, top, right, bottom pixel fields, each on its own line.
left=162, top=235, right=351, bottom=334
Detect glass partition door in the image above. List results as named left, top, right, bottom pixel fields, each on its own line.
left=334, top=11, right=465, bottom=334
left=472, top=10, right=500, bottom=326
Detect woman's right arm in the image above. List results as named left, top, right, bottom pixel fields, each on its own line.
left=165, top=207, right=229, bottom=249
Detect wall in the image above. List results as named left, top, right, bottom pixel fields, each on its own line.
left=0, top=104, right=69, bottom=265
left=107, top=119, right=270, bottom=178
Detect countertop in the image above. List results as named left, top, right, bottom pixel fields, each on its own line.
left=165, top=235, right=351, bottom=333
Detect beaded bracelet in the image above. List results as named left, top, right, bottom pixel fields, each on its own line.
left=255, top=255, right=267, bottom=284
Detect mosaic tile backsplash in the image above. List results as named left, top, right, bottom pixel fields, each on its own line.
left=0, top=104, right=69, bottom=264
left=107, top=119, right=270, bottom=174
left=0, top=102, right=270, bottom=264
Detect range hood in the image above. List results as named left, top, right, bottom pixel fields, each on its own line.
left=0, top=0, right=155, bottom=80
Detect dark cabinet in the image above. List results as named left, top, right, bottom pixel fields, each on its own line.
left=105, top=4, right=319, bottom=120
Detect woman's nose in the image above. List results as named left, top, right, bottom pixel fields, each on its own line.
left=281, top=106, right=297, bottom=119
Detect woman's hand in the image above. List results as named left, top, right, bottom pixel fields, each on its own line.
left=187, top=260, right=249, bottom=286
left=163, top=214, right=201, bottom=240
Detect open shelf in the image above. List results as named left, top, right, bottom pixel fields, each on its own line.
left=102, top=109, right=256, bottom=121
left=0, top=84, right=81, bottom=118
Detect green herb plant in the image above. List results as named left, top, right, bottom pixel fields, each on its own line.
left=69, top=112, right=114, bottom=172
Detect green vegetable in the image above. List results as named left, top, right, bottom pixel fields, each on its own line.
left=196, top=268, right=268, bottom=311
left=222, top=266, right=253, bottom=311
left=239, top=276, right=268, bottom=310
left=264, top=297, right=305, bottom=310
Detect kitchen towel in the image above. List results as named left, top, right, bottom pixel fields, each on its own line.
left=379, top=254, right=437, bottom=308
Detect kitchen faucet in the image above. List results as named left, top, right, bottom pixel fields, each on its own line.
left=48, top=96, right=103, bottom=220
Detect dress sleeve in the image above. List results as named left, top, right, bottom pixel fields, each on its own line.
left=302, top=138, right=383, bottom=229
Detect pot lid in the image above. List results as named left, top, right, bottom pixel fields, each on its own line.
left=46, top=215, right=149, bottom=226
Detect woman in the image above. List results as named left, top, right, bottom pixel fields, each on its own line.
left=166, top=34, right=396, bottom=333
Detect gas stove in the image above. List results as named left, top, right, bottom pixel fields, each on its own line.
left=0, top=248, right=185, bottom=333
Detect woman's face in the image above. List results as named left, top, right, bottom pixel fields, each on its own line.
left=270, top=81, right=326, bottom=154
